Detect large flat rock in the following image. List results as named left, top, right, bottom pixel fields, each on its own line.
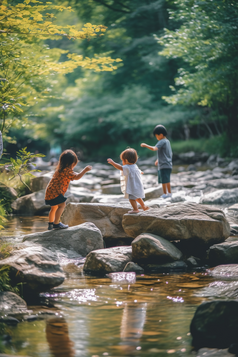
left=83, top=246, right=132, bottom=274
left=122, top=203, right=230, bottom=246
left=0, top=246, right=65, bottom=293
left=22, top=222, right=103, bottom=257
left=61, top=203, right=131, bottom=239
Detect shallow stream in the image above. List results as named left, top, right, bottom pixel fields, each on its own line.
left=0, top=217, right=222, bottom=357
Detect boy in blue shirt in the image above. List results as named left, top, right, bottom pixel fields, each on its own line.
left=141, top=124, right=172, bottom=198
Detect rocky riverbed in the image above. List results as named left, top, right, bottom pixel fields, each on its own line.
left=1, top=152, right=238, bottom=356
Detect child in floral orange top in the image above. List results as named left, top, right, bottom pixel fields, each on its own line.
left=45, top=149, right=92, bottom=230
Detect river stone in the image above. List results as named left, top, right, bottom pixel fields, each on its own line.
left=101, top=184, right=122, bottom=194
left=61, top=203, right=131, bottom=239
left=196, top=348, right=235, bottom=357
left=131, top=233, right=183, bottom=264
left=123, top=262, right=144, bottom=274
left=122, top=203, right=230, bottom=247
left=23, top=222, right=103, bottom=256
left=30, top=175, right=51, bottom=192
left=208, top=265, right=238, bottom=280
left=11, top=189, right=79, bottom=215
left=144, top=186, right=163, bottom=200
left=190, top=300, right=238, bottom=348
left=91, top=194, right=126, bottom=204
left=0, top=292, right=28, bottom=315
left=83, top=246, right=132, bottom=274
left=208, top=241, right=238, bottom=266
left=143, top=261, right=188, bottom=273
left=200, top=188, right=238, bottom=205
left=207, top=179, right=238, bottom=190
left=0, top=246, right=65, bottom=293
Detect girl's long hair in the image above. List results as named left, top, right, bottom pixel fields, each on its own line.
left=56, top=150, right=78, bottom=173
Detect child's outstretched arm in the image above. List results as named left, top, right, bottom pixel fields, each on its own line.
left=75, top=165, right=92, bottom=180
left=141, top=143, right=158, bottom=151
left=107, top=158, right=123, bottom=171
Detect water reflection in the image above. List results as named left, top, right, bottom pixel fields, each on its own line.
left=120, top=303, right=147, bottom=352
left=46, top=316, right=75, bottom=357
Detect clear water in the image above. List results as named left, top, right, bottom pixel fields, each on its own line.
left=0, top=217, right=217, bottom=357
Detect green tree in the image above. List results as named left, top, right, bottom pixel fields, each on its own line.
left=159, top=0, right=238, bottom=144
left=0, top=0, right=121, bottom=137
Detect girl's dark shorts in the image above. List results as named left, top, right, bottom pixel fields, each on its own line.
left=45, top=194, right=67, bottom=206
left=158, top=169, right=172, bottom=184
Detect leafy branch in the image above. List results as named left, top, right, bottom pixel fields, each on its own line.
left=0, top=147, right=45, bottom=192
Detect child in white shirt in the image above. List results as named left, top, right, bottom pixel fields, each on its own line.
left=107, top=148, right=149, bottom=214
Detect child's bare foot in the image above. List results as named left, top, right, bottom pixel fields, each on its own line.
left=138, top=205, right=150, bottom=211
left=128, top=210, right=140, bottom=214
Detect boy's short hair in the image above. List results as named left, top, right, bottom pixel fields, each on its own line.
left=153, top=125, right=167, bottom=137
left=120, top=148, right=138, bottom=164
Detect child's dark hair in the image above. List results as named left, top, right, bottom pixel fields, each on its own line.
left=120, top=148, right=138, bottom=164
left=57, top=149, right=78, bottom=172
left=153, top=124, right=167, bottom=137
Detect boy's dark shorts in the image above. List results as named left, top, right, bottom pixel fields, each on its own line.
left=45, top=194, right=67, bottom=206
left=158, top=169, right=172, bottom=184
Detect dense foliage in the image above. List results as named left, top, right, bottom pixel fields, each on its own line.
left=0, top=0, right=121, bottom=149
left=1, top=0, right=238, bottom=159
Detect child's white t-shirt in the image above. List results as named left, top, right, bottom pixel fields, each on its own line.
left=121, top=164, right=145, bottom=199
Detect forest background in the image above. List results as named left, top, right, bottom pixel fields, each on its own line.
left=1, top=0, right=238, bottom=162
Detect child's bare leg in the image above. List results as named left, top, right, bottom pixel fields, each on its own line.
left=162, top=183, right=167, bottom=194
left=54, top=202, right=66, bottom=224
left=49, top=205, right=58, bottom=223
left=136, top=198, right=149, bottom=211
left=166, top=182, right=171, bottom=194
left=129, top=199, right=139, bottom=212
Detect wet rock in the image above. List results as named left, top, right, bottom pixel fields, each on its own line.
left=23, top=222, right=103, bottom=256
left=132, top=233, right=183, bottom=264
left=123, top=262, right=144, bottom=274
left=186, top=256, right=200, bottom=268
left=190, top=300, right=238, bottom=349
left=122, top=203, right=230, bottom=247
left=143, top=261, right=188, bottom=273
left=101, top=184, right=122, bottom=194
left=0, top=316, right=20, bottom=325
left=200, top=188, right=238, bottom=205
left=0, top=292, right=27, bottom=315
left=83, top=246, right=132, bottom=274
left=208, top=240, right=238, bottom=266
left=208, top=264, right=238, bottom=280
left=0, top=246, right=65, bottom=293
left=108, top=271, right=136, bottom=283
left=62, top=203, right=131, bottom=239
left=196, top=348, right=235, bottom=356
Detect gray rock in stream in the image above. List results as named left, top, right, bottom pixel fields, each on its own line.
left=83, top=246, right=132, bottom=274
left=200, top=188, right=238, bottom=205
left=22, top=222, right=104, bottom=256
left=190, top=300, right=238, bottom=349
left=131, top=233, right=183, bottom=264
left=0, top=246, right=65, bottom=293
left=61, top=203, right=131, bottom=239
left=208, top=240, right=238, bottom=266
left=0, top=292, right=28, bottom=315
left=122, top=202, right=230, bottom=247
